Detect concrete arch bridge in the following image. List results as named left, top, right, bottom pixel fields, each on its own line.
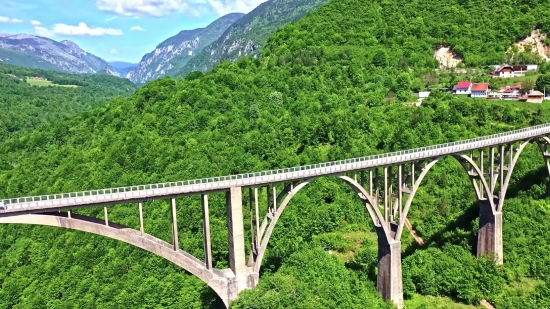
left=3, top=123, right=550, bottom=308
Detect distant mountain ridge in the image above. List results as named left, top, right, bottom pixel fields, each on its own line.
left=176, top=0, right=329, bottom=77
left=0, top=34, right=119, bottom=76
left=127, top=13, right=244, bottom=84
left=109, top=61, right=138, bottom=77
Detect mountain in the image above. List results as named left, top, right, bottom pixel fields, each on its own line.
left=127, top=13, right=244, bottom=84
left=175, top=0, right=329, bottom=77
left=109, top=61, right=138, bottom=77
left=0, top=34, right=119, bottom=76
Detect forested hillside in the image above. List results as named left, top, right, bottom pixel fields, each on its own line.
left=0, top=63, right=136, bottom=141
left=176, top=0, right=328, bottom=77
left=1, top=0, right=550, bottom=308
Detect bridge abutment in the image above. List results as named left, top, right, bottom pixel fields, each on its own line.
left=477, top=201, right=503, bottom=264
left=376, top=226, right=404, bottom=309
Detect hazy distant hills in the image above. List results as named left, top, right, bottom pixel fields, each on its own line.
left=109, top=61, right=138, bottom=77
left=0, top=33, right=119, bottom=76
left=126, top=13, right=244, bottom=84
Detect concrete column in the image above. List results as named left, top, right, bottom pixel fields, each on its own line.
left=202, top=194, right=212, bottom=270
left=171, top=198, right=178, bottom=251
left=375, top=227, right=404, bottom=309
left=226, top=187, right=246, bottom=279
left=138, top=202, right=144, bottom=235
left=477, top=200, right=503, bottom=264
left=225, top=187, right=257, bottom=306
left=104, top=207, right=108, bottom=226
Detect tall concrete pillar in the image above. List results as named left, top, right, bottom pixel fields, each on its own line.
left=225, top=187, right=258, bottom=304
left=375, top=226, right=404, bottom=309
left=477, top=200, right=503, bottom=264
left=227, top=187, right=246, bottom=278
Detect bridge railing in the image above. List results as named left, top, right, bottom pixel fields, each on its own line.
left=2, top=123, right=549, bottom=206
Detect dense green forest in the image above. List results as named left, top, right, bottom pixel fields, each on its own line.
left=0, top=63, right=136, bottom=141
left=2, top=0, right=550, bottom=308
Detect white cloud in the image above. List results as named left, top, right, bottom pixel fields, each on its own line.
left=206, top=0, right=266, bottom=16
left=96, top=0, right=266, bottom=18
left=30, top=20, right=41, bottom=26
left=109, top=49, right=119, bottom=54
left=130, top=25, right=144, bottom=31
left=34, top=22, right=123, bottom=37
left=96, top=0, right=188, bottom=17
left=0, top=16, right=23, bottom=23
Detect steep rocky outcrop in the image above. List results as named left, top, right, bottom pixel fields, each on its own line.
left=127, top=13, right=244, bottom=83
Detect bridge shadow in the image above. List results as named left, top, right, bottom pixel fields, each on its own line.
left=505, top=165, right=548, bottom=199
left=402, top=164, right=549, bottom=259
left=402, top=202, right=479, bottom=259
left=201, top=289, right=226, bottom=309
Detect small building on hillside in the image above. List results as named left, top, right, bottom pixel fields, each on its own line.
left=416, top=91, right=431, bottom=106
left=470, top=83, right=489, bottom=98
left=527, top=64, right=538, bottom=71
left=453, top=81, right=472, bottom=95
left=520, top=90, right=544, bottom=103
left=492, top=65, right=515, bottom=78
left=512, top=65, right=527, bottom=72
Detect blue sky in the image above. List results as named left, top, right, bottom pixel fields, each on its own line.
left=0, top=0, right=266, bottom=63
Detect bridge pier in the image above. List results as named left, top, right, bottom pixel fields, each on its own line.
left=477, top=201, right=503, bottom=264
left=224, top=187, right=258, bottom=306
left=375, top=226, right=404, bottom=309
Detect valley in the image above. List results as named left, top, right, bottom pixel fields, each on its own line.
left=1, top=0, right=550, bottom=308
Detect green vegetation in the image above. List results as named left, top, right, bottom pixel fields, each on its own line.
left=176, top=0, right=329, bottom=77
left=0, top=62, right=136, bottom=141
left=2, top=0, right=550, bottom=308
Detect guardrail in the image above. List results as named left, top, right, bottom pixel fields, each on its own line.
left=2, top=123, right=550, bottom=207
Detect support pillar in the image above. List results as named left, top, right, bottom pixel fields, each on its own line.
left=104, top=207, right=108, bottom=226
left=202, top=194, right=213, bottom=270
left=477, top=200, right=503, bottom=264
left=171, top=198, right=178, bottom=251
left=226, top=186, right=258, bottom=304
left=138, top=202, right=144, bottom=236
left=375, top=227, right=404, bottom=309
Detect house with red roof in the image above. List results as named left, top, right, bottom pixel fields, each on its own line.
left=470, top=83, right=489, bottom=98
left=453, top=81, right=472, bottom=95
left=500, top=83, right=522, bottom=100
left=491, top=65, right=515, bottom=78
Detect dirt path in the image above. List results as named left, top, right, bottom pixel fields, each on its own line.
left=404, top=218, right=424, bottom=245
left=480, top=299, right=495, bottom=309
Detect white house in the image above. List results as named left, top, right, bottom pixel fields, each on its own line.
left=470, top=83, right=489, bottom=98
left=492, top=65, right=515, bottom=78
left=453, top=81, right=472, bottom=95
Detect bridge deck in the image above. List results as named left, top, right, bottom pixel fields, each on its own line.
left=2, top=124, right=549, bottom=215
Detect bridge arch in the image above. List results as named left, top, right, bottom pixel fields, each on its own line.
left=253, top=174, right=389, bottom=274
left=0, top=212, right=233, bottom=305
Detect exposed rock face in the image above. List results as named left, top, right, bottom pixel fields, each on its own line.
left=434, top=46, right=462, bottom=69
left=0, top=34, right=119, bottom=76
left=127, top=13, right=244, bottom=84
left=508, top=29, right=550, bottom=62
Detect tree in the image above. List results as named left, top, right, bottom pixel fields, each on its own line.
left=372, top=50, right=389, bottom=67
left=520, top=79, right=535, bottom=94
left=535, top=74, right=550, bottom=93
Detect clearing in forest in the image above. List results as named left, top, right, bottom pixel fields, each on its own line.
left=25, top=78, right=79, bottom=88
